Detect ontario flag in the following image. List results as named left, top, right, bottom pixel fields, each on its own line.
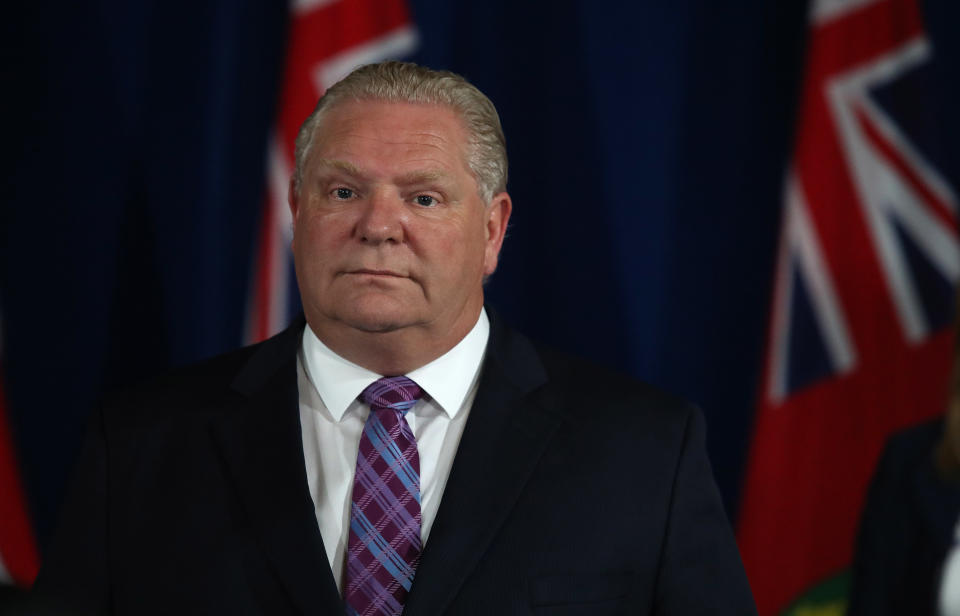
left=738, top=0, right=959, bottom=613
left=246, top=0, right=418, bottom=342
left=0, top=311, right=40, bottom=586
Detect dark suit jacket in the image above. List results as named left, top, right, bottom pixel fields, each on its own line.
left=35, top=313, right=756, bottom=615
left=847, top=418, right=960, bottom=616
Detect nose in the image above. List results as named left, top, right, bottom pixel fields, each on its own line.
left=355, top=187, right=405, bottom=245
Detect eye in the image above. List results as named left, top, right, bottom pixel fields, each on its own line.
left=332, top=187, right=355, bottom=200
left=414, top=194, right=438, bottom=207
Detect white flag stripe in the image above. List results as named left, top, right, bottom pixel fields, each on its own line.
left=828, top=35, right=960, bottom=342
left=315, top=26, right=419, bottom=92
left=768, top=173, right=857, bottom=403
left=811, top=0, right=880, bottom=25
left=859, top=84, right=958, bottom=214
left=874, top=147, right=960, bottom=284
left=293, top=0, right=339, bottom=16
left=869, top=150, right=960, bottom=341
left=767, top=176, right=795, bottom=403
left=832, top=36, right=929, bottom=99
left=789, top=175, right=858, bottom=376
left=830, top=74, right=928, bottom=339
left=825, top=37, right=930, bottom=198
left=859, top=176, right=929, bottom=340
left=848, top=37, right=957, bottom=211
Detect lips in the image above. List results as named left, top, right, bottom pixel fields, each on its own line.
left=348, top=269, right=405, bottom=277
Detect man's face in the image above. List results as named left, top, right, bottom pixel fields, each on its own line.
left=290, top=99, right=510, bottom=354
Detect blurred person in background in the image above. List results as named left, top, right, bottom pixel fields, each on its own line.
left=848, top=293, right=960, bottom=615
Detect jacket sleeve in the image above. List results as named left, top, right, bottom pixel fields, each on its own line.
left=650, top=406, right=757, bottom=615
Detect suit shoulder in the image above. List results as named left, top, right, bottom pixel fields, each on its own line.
left=104, top=318, right=304, bottom=423
left=532, top=342, right=697, bottom=427
left=101, top=341, right=268, bottom=426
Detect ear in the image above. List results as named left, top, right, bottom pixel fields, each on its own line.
left=287, top=177, right=300, bottom=234
left=482, top=191, right=512, bottom=277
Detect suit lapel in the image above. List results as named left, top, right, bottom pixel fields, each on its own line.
left=211, top=320, right=343, bottom=615
left=404, top=312, right=562, bottom=616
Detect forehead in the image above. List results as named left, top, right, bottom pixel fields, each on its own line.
left=311, top=99, right=469, bottom=161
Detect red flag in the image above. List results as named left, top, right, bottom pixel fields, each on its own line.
left=0, top=321, right=40, bottom=586
left=738, top=0, right=959, bottom=613
left=246, top=0, right=418, bottom=343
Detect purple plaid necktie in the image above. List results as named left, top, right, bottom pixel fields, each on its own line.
left=345, top=376, right=424, bottom=616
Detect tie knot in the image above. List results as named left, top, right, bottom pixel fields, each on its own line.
left=360, top=376, right=424, bottom=415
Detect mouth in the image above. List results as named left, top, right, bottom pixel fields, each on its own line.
left=347, top=269, right=406, bottom=278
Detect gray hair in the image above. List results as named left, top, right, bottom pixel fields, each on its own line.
left=293, top=61, right=508, bottom=203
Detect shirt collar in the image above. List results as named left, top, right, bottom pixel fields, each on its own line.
left=301, top=308, right=490, bottom=421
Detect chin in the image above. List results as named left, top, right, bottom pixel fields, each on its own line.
left=336, top=301, right=421, bottom=334
left=347, top=316, right=411, bottom=334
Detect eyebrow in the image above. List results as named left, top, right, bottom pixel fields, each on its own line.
left=394, top=169, right=451, bottom=185
left=312, top=159, right=364, bottom=176
left=313, top=160, right=453, bottom=187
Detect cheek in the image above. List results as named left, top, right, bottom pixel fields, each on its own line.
left=294, top=227, right=340, bottom=279
left=429, top=224, right=490, bottom=277
left=422, top=219, right=477, bottom=253
left=298, top=213, right=349, bottom=250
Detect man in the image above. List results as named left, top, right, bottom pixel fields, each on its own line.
left=35, top=62, right=756, bottom=615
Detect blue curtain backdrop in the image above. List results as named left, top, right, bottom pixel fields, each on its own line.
left=4, top=0, right=959, bottom=554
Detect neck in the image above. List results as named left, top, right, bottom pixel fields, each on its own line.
left=308, top=309, right=481, bottom=375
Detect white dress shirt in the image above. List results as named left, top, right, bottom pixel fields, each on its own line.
left=297, top=309, right=490, bottom=591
